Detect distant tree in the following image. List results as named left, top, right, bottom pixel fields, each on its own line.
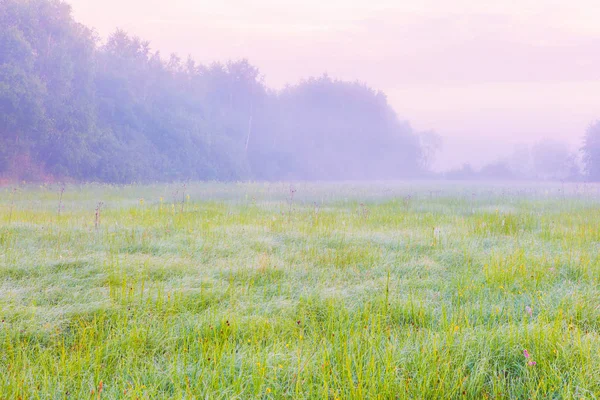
left=530, top=139, right=574, bottom=181
left=445, top=161, right=516, bottom=181
left=418, top=131, right=443, bottom=170
left=479, top=161, right=515, bottom=180
left=444, top=164, right=476, bottom=180
left=504, top=140, right=581, bottom=181
left=583, top=121, right=600, bottom=181
left=255, top=75, right=423, bottom=180
left=506, top=145, right=534, bottom=179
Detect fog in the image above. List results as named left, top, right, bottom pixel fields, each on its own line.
left=66, top=0, right=600, bottom=171
left=1, top=0, right=599, bottom=182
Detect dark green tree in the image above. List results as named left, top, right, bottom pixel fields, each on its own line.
left=0, top=0, right=426, bottom=183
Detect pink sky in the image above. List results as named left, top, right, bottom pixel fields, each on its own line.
left=68, top=0, right=600, bottom=169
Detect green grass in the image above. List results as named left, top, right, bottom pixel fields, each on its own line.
left=1, top=181, right=600, bottom=399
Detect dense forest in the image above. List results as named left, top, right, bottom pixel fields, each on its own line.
left=1, top=0, right=599, bottom=183
left=0, top=0, right=427, bottom=183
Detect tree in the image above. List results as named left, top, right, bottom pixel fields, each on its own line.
left=0, top=27, right=47, bottom=176
left=479, top=161, right=515, bottom=180
left=253, top=75, right=423, bottom=180
left=530, top=139, right=573, bottom=181
left=418, top=131, right=443, bottom=170
left=583, top=121, right=600, bottom=181
left=444, top=164, right=476, bottom=180
left=0, top=0, right=99, bottom=179
left=0, top=0, right=427, bottom=183
left=505, top=140, right=581, bottom=181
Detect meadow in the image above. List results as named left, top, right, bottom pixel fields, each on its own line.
left=1, top=181, right=600, bottom=399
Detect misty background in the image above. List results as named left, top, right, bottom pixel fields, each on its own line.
left=1, top=0, right=599, bottom=182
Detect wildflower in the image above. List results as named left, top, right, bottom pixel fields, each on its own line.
left=266, top=388, right=271, bottom=393
left=525, top=306, right=533, bottom=317
left=523, top=349, right=536, bottom=366
left=139, top=198, right=144, bottom=206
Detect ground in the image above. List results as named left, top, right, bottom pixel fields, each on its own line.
left=1, top=182, right=600, bottom=398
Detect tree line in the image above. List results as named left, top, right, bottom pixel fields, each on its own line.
left=445, top=123, right=600, bottom=182
left=2, top=0, right=599, bottom=183
left=0, top=0, right=426, bottom=183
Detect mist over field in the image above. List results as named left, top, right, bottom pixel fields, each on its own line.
left=1, top=0, right=599, bottom=183
left=3, top=1, right=600, bottom=398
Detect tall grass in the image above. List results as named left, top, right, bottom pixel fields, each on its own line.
left=1, top=182, right=599, bottom=398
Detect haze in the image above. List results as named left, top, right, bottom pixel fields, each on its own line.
left=66, top=0, right=600, bottom=170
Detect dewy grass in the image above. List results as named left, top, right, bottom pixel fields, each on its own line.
left=1, top=182, right=600, bottom=398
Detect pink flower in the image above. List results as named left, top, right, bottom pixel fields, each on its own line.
left=524, top=349, right=536, bottom=366
left=525, top=306, right=533, bottom=317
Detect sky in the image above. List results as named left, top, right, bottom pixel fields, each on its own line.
left=67, top=0, right=600, bottom=170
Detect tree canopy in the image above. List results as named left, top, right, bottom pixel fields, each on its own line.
left=0, top=0, right=426, bottom=182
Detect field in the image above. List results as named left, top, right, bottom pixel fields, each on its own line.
left=1, top=182, right=600, bottom=399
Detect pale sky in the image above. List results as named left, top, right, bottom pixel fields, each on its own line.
left=68, top=0, right=600, bottom=170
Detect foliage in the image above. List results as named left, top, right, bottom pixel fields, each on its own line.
left=252, top=76, right=423, bottom=180
left=0, top=0, right=425, bottom=182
